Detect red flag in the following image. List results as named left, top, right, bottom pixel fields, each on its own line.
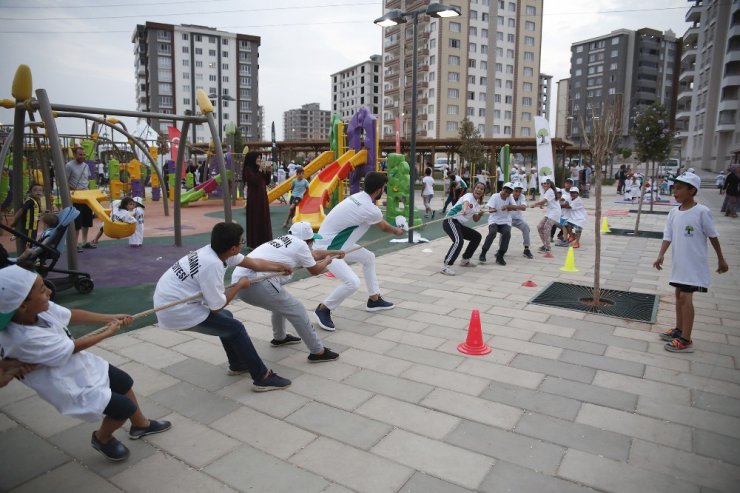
left=394, top=116, right=401, bottom=153
left=167, top=126, right=185, bottom=177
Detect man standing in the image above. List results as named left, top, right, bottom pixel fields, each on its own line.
left=724, top=165, right=738, bottom=218
left=65, top=147, right=95, bottom=252
left=287, top=159, right=297, bottom=177
left=581, top=162, right=592, bottom=198
left=480, top=182, right=516, bottom=266
left=313, top=172, right=404, bottom=331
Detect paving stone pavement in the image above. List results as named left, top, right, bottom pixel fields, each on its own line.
left=2, top=183, right=739, bottom=492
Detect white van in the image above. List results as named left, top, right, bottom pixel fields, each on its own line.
left=659, top=158, right=680, bottom=176
left=434, top=157, right=456, bottom=172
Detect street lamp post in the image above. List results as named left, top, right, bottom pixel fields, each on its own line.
left=208, top=92, right=236, bottom=145
left=375, top=3, right=461, bottom=243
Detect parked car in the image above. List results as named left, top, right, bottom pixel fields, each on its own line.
left=658, top=158, right=680, bottom=176
left=434, top=157, right=455, bottom=172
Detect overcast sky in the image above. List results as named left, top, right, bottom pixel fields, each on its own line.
left=1, top=0, right=688, bottom=141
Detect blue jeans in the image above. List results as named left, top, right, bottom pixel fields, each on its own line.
left=186, top=309, right=268, bottom=382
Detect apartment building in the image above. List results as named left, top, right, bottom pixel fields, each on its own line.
left=676, top=0, right=740, bottom=171
left=379, top=0, right=544, bottom=140
left=283, top=103, right=332, bottom=141
left=538, top=73, right=552, bottom=121
left=132, top=22, right=260, bottom=144
left=331, top=55, right=382, bottom=121
left=555, top=77, right=570, bottom=138
left=565, top=28, right=681, bottom=149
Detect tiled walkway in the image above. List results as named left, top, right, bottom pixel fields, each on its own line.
left=2, top=184, right=739, bottom=492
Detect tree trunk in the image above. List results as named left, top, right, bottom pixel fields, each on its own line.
left=649, top=161, right=656, bottom=213
left=593, top=158, right=602, bottom=303
left=633, top=162, right=648, bottom=234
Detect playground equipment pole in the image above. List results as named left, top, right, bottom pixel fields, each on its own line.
left=36, top=88, right=79, bottom=270
left=197, top=89, right=232, bottom=224
left=174, top=115, right=191, bottom=247
left=11, top=66, right=30, bottom=255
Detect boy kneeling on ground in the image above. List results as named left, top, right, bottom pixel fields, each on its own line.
left=0, top=266, right=171, bottom=461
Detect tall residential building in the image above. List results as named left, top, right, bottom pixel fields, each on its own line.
left=565, top=28, right=680, bottom=149
left=538, top=73, right=553, bottom=121
left=331, top=55, right=382, bottom=121
left=676, top=0, right=740, bottom=171
left=379, top=0, right=544, bottom=140
left=555, top=77, right=570, bottom=138
left=132, top=22, right=260, bottom=143
left=283, top=103, right=331, bottom=141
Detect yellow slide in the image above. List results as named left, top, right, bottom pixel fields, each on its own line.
left=267, top=150, right=335, bottom=204
left=293, top=149, right=367, bottom=230
left=70, top=190, right=135, bottom=239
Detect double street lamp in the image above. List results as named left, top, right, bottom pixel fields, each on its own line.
left=374, top=3, right=461, bottom=243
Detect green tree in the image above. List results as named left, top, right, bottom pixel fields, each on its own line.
left=630, top=103, right=675, bottom=228
left=458, top=118, right=485, bottom=172
left=620, top=147, right=632, bottom=160
left=537, top=127, right=549, bottom=144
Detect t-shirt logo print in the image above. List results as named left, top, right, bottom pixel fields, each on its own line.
left=684, top=225, right=695, bottom=237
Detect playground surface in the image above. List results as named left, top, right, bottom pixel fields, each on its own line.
left=1, top=179, right=739, bottom=492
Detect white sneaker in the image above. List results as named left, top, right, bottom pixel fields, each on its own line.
left=460, top=259, right=476, bottom=267
left=441, top=265, right=456, bottom=276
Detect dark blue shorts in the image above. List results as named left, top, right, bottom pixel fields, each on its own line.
left=670, top=282, right=708, bottom=293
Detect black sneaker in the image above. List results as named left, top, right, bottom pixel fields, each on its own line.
left=91, top=432, right=130, bottom=462
left=523, top=248, right=534, bottom=259
left=308, top=347, right=339, bottom=363
left=270, top=334, right=302, bottom=346
left=128, top=419, right=172, bottom=440
left=314, top=305, right=335, bottom=331
left=479, top=253, right=487, bottom=263
left=252, top=370, right=291, bottom=392
left=659, top=328, right=681, bottom=342
left=366, top=296, right=395, bottom=312
left=495, top=256, right=506, bottom=266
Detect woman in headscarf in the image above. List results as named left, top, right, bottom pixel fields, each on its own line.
left=242, top=151, right=273, bottom=249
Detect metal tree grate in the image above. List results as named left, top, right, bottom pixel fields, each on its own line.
left=530, top=282, right=659, bottom=323
left=607, top=228, right=664, bottom=239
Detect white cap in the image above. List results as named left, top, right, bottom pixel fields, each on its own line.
left=513, top=182, right=525, bottom=189
left=0, top=266, right=38, bottom=330
left=687, top=167, right=696, bottom=173
left=288, top=221, right=322, bottom=241
left=132, top=196, right=145, bottom=208
left=674, top=171, right=701, bottom=190
left=502, top=182, right=514, bottom=190
left=569, top=187, right=580, bottom=194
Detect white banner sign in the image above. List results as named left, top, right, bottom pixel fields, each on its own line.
left=534, top=116, right=555, bottom=193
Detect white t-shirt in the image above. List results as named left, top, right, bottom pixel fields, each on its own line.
left=543, top=188, right=561, bottom=222
left=232, top=234, right=316, bottom=285
left=529, top=173, right=537, bottom=189
left=287, top=162, right=297, bottom=177
left=315, top=192, right=383, bottom=250
left=277, top=168, right=286, bottom=183
left=154, top=245, right=244, bottom=330
left=663, top=204, right=718, bottom=288
left=560, top=195, right=572, bottom=221
left=0, top=302, right=110, bottom=422
left=567, top=197, right=587, bottom=227
left=111, top=208, right=137, bottom=224
left=446, top=192, right=480, bottom=224
left=486, top=193, right=515, bottom=225
left=422, top=176, right=435, bottom=196
left=510, top=194, right=527, bottom=221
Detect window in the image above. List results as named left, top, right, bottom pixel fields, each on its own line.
left=482, top=13, right=489, bottom=21
left=450, top=22, right=461, bottom=32
left=430, top=55, right=436, bottom=65
left=209, top=49, right=216, bottom=56
left=480, top=76, right=487, bottom=85
left=479, top=92, right=486, bottom=101
left=182, top=33, right=189, bottom=41
left=158, top=83, right=172, bottom=95
left=182, top=46, right=189, bottom=54
left=183, top=98, right=191, bottom=105
left=526, top=5, right=536, bottom=15
left=523, top=67, right=534, bottom=77
left=209, top=74, right=217, bottom=81
left=195, top=60, right=203, bottom=67
left=223, top=39, right=228, bottom=46
left=504, top=126, right=511, bottom=134
left=497, top=32, right=504, bottom=41
left=468, top=75, right=476, bottom=84
left=495, top=94, right=502, bottom=102
left=447, top=121, right=459, bottom=131
left=182, top=59, right=189, bottom=67
left=470, top=10, right=478, bottom=20
left=507, top=33, right=515, bottom=43
left=523, top=82, right=533, bottom=92
left=496, top=78, right=502, bottom=87
left=222, top=63, right=229, bottom=70
left=479, top=108, right=486, bottom=117
left=481, top=45, right=488, bottom=55
left=160, top=96, right=173, bottom=107
left=575, top=69, right=583, bottom=76
left=482, top=28, right=488, bottom=37
left=612, top=37, right=619, bottom=45
left=576, top=45, right=583, bottom=53
left=508, top=18, right=515, bottom=27
left=448, top=88, right=459, bottom=98
left=494, top=125, right=501, bottom=133
left=497, top=47, right=504, bottom=57
left=468, top=59, right=476, bottom=68
left=469, top=43, right=477, bottom=53
left=506, top=65, right=514, bottom=74
left=505, top=80, right=513, bottom=89
left=449, top=55, right=460, bottom=65
left=448, top=72, right=460, bottom=81
left=525, top=21, right=536, bottom=31
left=524, top=51, right=534, bottom=61
left=469, top=26, right=477, bottom=36
left=447, top=104, right=459, bottom=115
left=182, top=72, right=189, bottom=79
left=158, top=69, right=172, bottom=81
left=505, top=110, right=512, bottom=118
left=222, top=51, right=228, bottom=58
left=480, top=61, right=487, bottom=70
left=449, top=39, right=460, bottom=48
left=195, top=48, right=202, bottom=55
left=522, top=112, right=532, bottom=121
left=468, top=91, right=475, bottom=100
left=505, top=95, right=513, bottom=104
left=496, top=63, right=502, bottom=72
left=494, top=110, right=501, bottom=118
left=521, top=127, right=531, bottom=136
left=611, top=50, right=618, bottom=57
left=498, top=16, right=504, bottom=25
left=158, top=56, right=172, bottom=68
left=522, top=97, right=532, bottom=107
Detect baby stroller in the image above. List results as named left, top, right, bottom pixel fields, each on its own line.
left=0, top=206, right=94, bottom=299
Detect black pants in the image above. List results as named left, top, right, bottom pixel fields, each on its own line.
left=442, top=191, right=456, bottom=212
left=443, top=218, right=481, bottom=266
left=481, top=223, right=511, bottom=257
left=102, top=364, right=137, bottom=421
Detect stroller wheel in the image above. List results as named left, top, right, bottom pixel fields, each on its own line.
left=74, top=277, right=94, bottom=295
left=44, top=279, right=57, bottom=301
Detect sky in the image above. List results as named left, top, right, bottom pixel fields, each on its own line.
left=0, top=0, right=689, bottom=141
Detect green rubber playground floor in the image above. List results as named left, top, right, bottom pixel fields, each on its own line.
left=57, top=204, right=450, bottom=337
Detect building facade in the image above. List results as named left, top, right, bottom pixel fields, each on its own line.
left=555, top=77, right=570, bottom=138
left=676, top=0, right=740, bottom=171
left=331, top=55, right=382, bottom=121
left=283, top=103, right=332, bottom=141
left=132, top=22, right=260, bottom=144
left=565, top=28, right=680, bottom=149
left=379, top=0, right=544, bottom=140
left=538, top=73, right=553, bottom=122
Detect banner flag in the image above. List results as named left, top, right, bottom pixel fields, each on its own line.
left=534, top=116, right=554, bottom=193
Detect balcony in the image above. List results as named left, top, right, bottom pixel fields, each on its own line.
left=681, top=45, right=697, bottom=63
left=718, top=97, right=739, bottom=113
left=683, top=25, right=699, bottom=44
left=418, top=48, right=429, bottom=56
left=416, top=113, right=428, bottom=121
left=679, top=69, right=695, bottom=84
left=677, top=88, right=694, bottom=102
left=722, top=74, right=740, bottom=88
left=717, top=109, right=737, bottom=132
left=686, top=4, right=703, bottom=23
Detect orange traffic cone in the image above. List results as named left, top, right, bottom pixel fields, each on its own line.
left=521, top=280, right=537, bottom=287
left=457, top=310, right=491, bottom=355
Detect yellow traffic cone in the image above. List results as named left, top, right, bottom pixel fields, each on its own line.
left=600, top=217, right=611, bottom=233
left=560, top=246, right=579, bottom=272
